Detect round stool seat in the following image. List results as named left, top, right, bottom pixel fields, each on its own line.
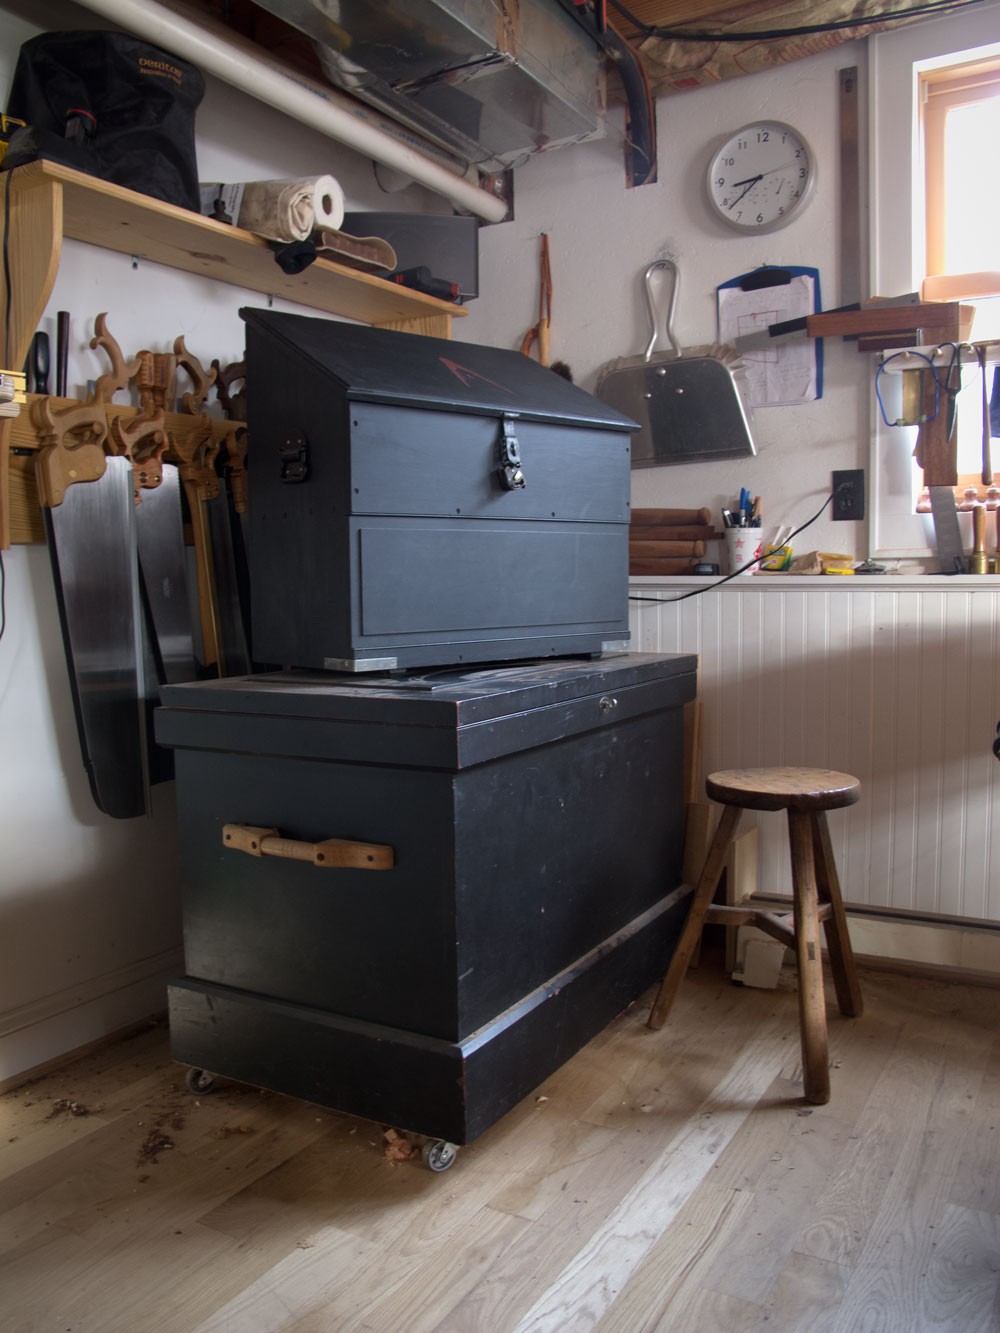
left=706, top=767, right=861, bottom=813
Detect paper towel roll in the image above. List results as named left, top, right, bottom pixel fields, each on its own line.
left=236, top=175, right=345, bottom=243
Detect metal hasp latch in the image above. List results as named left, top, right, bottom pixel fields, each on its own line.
left=497, top=414, right=525, bottom=490
left=279, top=429, right=309, bottom=483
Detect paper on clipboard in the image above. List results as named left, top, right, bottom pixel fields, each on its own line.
left=718, top=269, right=820, bottom=406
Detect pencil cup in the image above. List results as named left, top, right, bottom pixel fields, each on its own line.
left=724, top=528, right=762, bottom=575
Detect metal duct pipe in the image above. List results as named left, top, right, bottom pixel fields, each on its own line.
left=71, top=0, right=510, bottom=223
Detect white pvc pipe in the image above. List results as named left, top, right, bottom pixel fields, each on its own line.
left=72, top=0, right=510, bottom=223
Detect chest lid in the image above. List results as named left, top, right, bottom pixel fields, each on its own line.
left=241, top=307, right=638, bottom=431
left=156, top=654, right=697, bottom=769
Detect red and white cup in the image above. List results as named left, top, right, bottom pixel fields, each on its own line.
left=724, top=527, right=763, bottom=575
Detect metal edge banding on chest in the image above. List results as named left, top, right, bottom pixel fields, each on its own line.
left=167, top=884, right=690, bottom=1145
left=357, top=524, right=625, bottom=636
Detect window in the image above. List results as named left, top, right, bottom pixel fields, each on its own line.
left=869, top=4, right=1000, bottom=558
left=923, top=59, right=1000, bottom=279
left=919, top=57, right=1000, bottom=495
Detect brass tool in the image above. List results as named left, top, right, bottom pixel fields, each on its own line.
left=971, top=504, right=988, bottom=574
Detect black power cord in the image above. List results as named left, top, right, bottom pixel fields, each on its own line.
left=554, top=0, right=657, bottom=187
left=629, top=493, right=833, bottom=604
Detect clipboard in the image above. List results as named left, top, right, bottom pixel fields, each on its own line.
left=717, top=264, right=823, bottom=406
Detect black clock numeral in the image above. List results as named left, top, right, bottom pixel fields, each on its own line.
left=757, top=130, right=770, bottom=142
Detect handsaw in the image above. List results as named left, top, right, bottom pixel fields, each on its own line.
left=174, top=339, right=250, bottom=676
left=137, top=345, right=222, bottom=672
left=35, top=389, right=149, bottom=818
left=213, top=357, right=252, bottom=656
left=913, top=359, right=966, bottom=574
left=35, top=315, right=181, bottom=817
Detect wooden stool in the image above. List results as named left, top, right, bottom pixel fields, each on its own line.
left=648, top=767, right=864, bottom=1104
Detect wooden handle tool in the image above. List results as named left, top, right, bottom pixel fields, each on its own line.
left=223, top=823, right=394, bottom=870
left=56, top=311, right=69, bottom=397
left=31, top=331, right=49, bottom=395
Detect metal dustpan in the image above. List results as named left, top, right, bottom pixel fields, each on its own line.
left=596, top=259, right=755, bottom=468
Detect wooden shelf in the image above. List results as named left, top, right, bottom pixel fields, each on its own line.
left=0, top=159, right=466, bottom=546
left=806, top=300, right=973, bottom=352
left=7, top=159, right=466, bottom=339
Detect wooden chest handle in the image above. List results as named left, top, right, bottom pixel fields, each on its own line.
left=222, top=823, right=394, bottom=870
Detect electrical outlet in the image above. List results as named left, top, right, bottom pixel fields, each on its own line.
left=832, top=469, right=865, bottom=521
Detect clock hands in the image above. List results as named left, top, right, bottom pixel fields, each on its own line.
left=728, top=174, right=762, bottom=209
left=726, top=161, right=801, bottom=210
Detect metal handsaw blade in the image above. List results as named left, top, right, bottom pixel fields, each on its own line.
left=44, top=455, right=149, bottom=819
left=929, top=486, right=968, bottom=574
left=205, top=481, right=251, bottom=677
left=135, top=462, right=200, bottom=686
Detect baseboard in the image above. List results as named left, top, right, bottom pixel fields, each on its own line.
left=729, top=903, right=1000, bottom=991
left=846, top=911, right=1000, bottom=980
left=0, top=1012, right=168, bottom=1095
left=0, top=947, right=183, bottom=1088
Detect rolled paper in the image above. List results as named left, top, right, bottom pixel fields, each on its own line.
left=236, top=175, right=345, bottom=243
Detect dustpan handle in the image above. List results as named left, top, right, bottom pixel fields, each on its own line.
left=643, top=259, right=682, bottom=362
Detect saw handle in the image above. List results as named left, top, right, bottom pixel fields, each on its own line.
left=222, top=823, right=394, bottom=870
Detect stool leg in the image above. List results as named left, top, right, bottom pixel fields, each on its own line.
left=811, top=811, right=864, bottom=1018
left=648, top=804, right=742, bottom=1031
left=788, top=808, right=830, bottom=1105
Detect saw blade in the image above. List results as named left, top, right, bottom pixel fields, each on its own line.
left=45, top=455, right=149, bottom=818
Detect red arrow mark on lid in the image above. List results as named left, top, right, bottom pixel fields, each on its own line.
left=439, top=357, right=513, bottom=394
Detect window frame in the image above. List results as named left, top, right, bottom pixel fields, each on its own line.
left=868, top=3, right=1000, bottom=559
left=923, top=59, right=1000, bottom=277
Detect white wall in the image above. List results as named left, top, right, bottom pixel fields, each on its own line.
left=460, top=39, right=871, bottom=564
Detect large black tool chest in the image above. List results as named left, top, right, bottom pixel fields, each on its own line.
left=241, top=309, right=636, bottom=672
left=157, top=652, right=697, bottom=1146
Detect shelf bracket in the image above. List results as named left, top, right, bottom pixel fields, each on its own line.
left=1, top=174, right=63, bottom=548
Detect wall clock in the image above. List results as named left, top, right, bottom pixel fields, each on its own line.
left=706, top=121, right=816, bottom=233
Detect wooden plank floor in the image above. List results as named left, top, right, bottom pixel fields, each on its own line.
left=4, top=949, right=1000, bottom=1332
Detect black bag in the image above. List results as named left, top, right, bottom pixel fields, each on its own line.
left=4, top=30, right=205, bottom=211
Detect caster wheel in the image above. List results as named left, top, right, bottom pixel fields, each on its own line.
left=185, top=1067, right=217, bottom=1095
left=421, top=1139, right=458, bottom=1172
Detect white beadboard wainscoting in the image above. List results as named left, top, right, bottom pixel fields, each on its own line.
left=630, top=575, right=1000, bottom=975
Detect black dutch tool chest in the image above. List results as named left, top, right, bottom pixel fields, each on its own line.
left=157, top=652, right=697, bottom=1147
left=241, top=308, right=636, bottom=673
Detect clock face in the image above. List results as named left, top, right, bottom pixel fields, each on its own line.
left=707, top=121, right=815, bottom=233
